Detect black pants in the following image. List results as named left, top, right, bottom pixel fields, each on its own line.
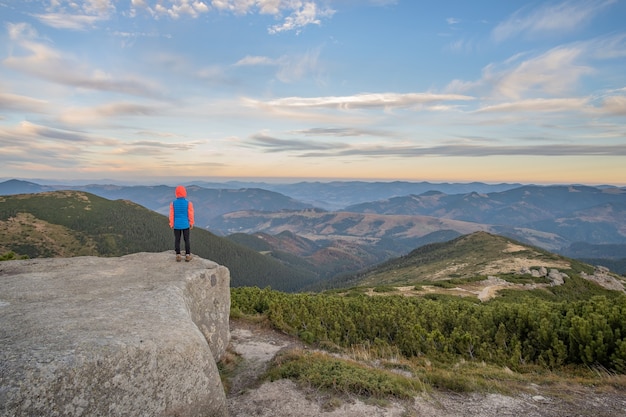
left=174, top=228, right=190, bottom=255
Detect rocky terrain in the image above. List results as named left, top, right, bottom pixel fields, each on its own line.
left=226, top=319, right=626, bottom=417
left=0, top=253, right=231, bottom=417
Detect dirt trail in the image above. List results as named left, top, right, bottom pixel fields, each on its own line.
left=225, top=319, right=626, bottom=417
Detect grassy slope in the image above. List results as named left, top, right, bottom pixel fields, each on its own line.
left=358, top=231, right=566, bottom=285
left=324, top=232, right=626, bottom=299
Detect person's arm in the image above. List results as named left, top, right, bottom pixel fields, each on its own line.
left=169, top=202, right=174, bottom=228
left=188, top=201, right=194, bottom=228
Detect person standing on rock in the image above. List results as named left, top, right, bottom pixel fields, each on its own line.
left=169, top=185, right=195, bottom=262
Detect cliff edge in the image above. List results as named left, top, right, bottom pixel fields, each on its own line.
left=0, top=252, right=230, bottom=417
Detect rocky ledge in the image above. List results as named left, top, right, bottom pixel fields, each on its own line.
left=0, top=252, right=230, bottom=417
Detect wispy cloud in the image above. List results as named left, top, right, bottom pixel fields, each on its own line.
left=0, top=119, right=204, bottom=174
left=113, top=139, right=199, bottom=155
left=33, top=13, right=104, bottom=30
left=57, top=102, right=164, bottom=125
left=0, top=91, right=48, bottom=113
left=487, top=46, right=592, bottom=99
left=246, top=132, right=626, bottom=158
left=475, top=98, right=590, bottom=114
left=601, top=96, right=626, bottom=116
left=448, top=33, right=626, bottom=100
left=292, top=127, right=398, bottom=138
left=248, top=132, right=346, bottom=153
left=235, top=56, right=277, bottom=66
left=32, top=0, right=116, bottom=30
left=257, top=92, right=474, bottom=110
left=0, top=121, right=115, bottom=144
left=3, top=23, right=164, bottom=99
left=0, top=121, right=111, bottom=171
left=129, top=140, right=197, bottom=150
left=235, top=49, right=324, bottom=83
left=492, top=0, right=616, bottom=42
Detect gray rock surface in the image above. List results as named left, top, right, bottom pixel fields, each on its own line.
left=0, top=252, right=230, bottom=417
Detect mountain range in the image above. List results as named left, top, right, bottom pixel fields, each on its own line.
left=2, top=178, right=523, bottom=211
left=2, top=179, right=625, bottom=275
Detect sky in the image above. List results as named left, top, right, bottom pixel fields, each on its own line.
left=1, top=0, right=625, bottom=185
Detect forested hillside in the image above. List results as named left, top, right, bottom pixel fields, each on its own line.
left=0, top=191, right=317, bottom=291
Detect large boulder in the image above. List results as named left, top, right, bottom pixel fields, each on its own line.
left=0, top=252, right=230, bottom=417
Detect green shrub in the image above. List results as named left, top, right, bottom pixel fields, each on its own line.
left=232, top=287, right=626, bottom=372
left=266, top=349, right=423, bottom=399
left=0, top=251, right=29, bottom=261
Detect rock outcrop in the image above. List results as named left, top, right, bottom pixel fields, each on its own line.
left=581, top=265, right=626, bottom=292
left=0, top=252, right=230, bottom=417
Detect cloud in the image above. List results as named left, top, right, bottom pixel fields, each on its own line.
left=14, top=122, right=90, bottom=143
left=235, top=49, right=323, bottom=83
left=490, top=46, right=592, bottom=99
left=33, top=0, right=116, bottom=30
left=601, top=95, right=626, bottom=116
left=247, top=132, right=345, bottom=153
left=269, top=2, right=335, bottom=34
left=292, top=127, right=398, bottom=138
left=446, top=38, right=479, bottom=54
left=130, top=0, right=335, bottom=33
left=33, top=13, right=104, bottom=30
left=275, top=49, right=323, bottom=83
left=6, top=22, right=38, bottom=40
left=586, top=33, right=626, bottom=60
left=144, top=0, right=210, bottom=19
left=258, top=92, right=474, bottom=110
left=25, top=0, right=336, bottom=34
left=246, top=131, right=626, bottom=158
left=135, top=130, right=183, bottom=138
left=3, top=23, right=164, bottom=99
left=130, top=0, right=206, bottom=19
left=58, top=102, right=163, bottom=125
left=492, top=0, right=616, bottom=42
left=0, top=119, right=203, bottom=175
left=235, top=56, right=277, bottom=66
left=112, top=30, right=171, bottom=48
left=0, top=91, right=48, bottom=113
left=211, top=1, right=336, bottom=33
left=113, top=138, right=200, bottom=155
left=129, top=140, right=197, bottom=150
left=3, top=121, right=119, bottom=145
left=0, top=121, right=113, bottom=172
left=475, top=98, right=590, bottom=114
left=448, top=33, right=626, bottom=100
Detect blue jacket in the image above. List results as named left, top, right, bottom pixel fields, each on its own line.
left=169, top=186, right=195, bottom=229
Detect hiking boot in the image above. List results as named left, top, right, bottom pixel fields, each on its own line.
left=185, top=254, right=192, bottom=262
left=176, top=254, right=182, bottom=262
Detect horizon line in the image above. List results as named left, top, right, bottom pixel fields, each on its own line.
left=2, top=176, right=625, bottom=188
